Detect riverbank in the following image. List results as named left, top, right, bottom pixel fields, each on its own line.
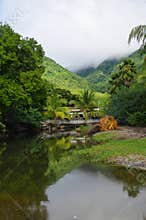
left=46, top=126, right=146, bottom=179
left=91, top=127, right=146, bottom=170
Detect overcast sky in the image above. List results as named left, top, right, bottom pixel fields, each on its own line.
left=1, top=0, right=146, bottom=70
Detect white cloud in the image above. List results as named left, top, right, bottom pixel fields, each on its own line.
left=2, top=0, right=146, bottom=70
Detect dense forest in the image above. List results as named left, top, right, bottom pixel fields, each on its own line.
left=0, top=23, right=146, bottom=134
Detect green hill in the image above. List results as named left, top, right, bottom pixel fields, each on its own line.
left=43, top=57, right=89, bottom=93
left=77, top=66, right=96, bottom=77
left=129, top=50, right=145, bottom=69
left=81, top=50, right=145, bottom=92
left=42, top=50, right=145, bottom=94
left=95, top=58, right=122, bottom=75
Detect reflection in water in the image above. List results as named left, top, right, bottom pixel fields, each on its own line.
left=123, top=184, right=140, bottom=197
left=44, top=166, right=146, bottom=220
left=0, top=135, right=146, bottom=219
left=0, top=194, right=48, bottom=220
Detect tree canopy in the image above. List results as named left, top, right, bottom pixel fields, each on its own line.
left=109, top=59, right=137, bottom=94
left=0, top=24, right=48, bottom=130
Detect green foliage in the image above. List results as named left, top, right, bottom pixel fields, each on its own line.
left=96, top=59, right=122, bottom=75
left=0, top=24, right=48, bottom=130
left=127, top=112, right=146, bottom=126
left=77, top=66, right=96, bottom=77
left=129, top=50, right=145, bottom=69
left=78, top=49, right=145, bottom=93
left=107, top=85, right=146, bottom=124
left=87, top=71, right=109, bottom=92
left=128, top=25, right=146, bottom=48
left=13, top=108, right=43, bottom=128
left=106, top=28, right=146, bottom=125
left=109, top=59, right=137, bottom=94
left=0, top=122, right=6, bottom=133
left=46, top=94, right=70, bottom=120
left=48, top=87, right=80, bottom=107
left=0, top=112, right=6, bottom=133
left=43, top=57, right=89, bottom=92
left=78, top=90, right=95, bottom=110
left=77, top=59, right=123, bottom=92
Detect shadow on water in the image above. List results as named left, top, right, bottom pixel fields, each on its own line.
left=0, top=134, right=146, bottom=219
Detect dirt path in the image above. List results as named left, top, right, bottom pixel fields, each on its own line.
left=115, top=126, right=146, bottom=139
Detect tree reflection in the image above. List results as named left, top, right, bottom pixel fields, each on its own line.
left=0, top=195, right=49, bottom=220
left=0, top=135, right=75, bottom=220
left=95, top=166, right=146, bottom=198
left=123, top=184, right=140, bottom=198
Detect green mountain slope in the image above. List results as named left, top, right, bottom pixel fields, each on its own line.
left=129, top=50, right=145, bottom=69
left=95, top=58, right=122, bottom=75
left=77, top=66, right=96, bottom=77
left=43, top=57, right=89, bottom=93
left=86, top=71, right=108, bottom=92
left=83, top=49, right=145, bottom=92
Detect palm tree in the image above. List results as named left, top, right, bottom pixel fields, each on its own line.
left=79, top=90, right=95, bottom=110
left=109, top=59, right=137, bottom=94
left=78, top=90, right=95, bottom=119
left=46, top=94, right=70, bottom=120
left=128, top=25, right=146, bottom=47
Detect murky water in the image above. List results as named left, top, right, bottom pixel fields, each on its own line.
left=0, top=134, right=146, bottom=220
left=44, top=165, right=146, bottom=220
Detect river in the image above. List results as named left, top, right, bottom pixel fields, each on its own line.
left=0, top=134, right=146, bottom=220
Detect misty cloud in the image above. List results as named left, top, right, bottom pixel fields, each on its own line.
left=1, top=0, right=146, bottom=70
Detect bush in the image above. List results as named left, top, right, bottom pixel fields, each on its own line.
left=18, top=108, right=43, bottom=127
left=107, top=85, right=146, bottom=124
left=127, top=112, right=146, bottom=126
left=5, top=108, right=43, bottom=129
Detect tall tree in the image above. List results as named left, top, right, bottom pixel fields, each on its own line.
left=109, top=60, right=137, bottom=94
left=0, top=24, right=48, bottom=130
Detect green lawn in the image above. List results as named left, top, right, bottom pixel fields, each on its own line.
left=91, top=136, right=146, bottom=160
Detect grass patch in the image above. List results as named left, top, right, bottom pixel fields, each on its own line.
left=92, top=131, right=120, bottom=143
left=91, top=138, right=146, bottom=160
left=46, top=130, right=146, bottom=181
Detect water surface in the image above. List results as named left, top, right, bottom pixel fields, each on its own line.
left=0, top=135, right=146, bottom=220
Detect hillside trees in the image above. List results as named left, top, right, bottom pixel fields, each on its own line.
left=0, top=24, right=48, bottom=130
left=109, top=59, right=137, bottom=94
left=107, top=25, right=146, bottom=125
left=108, top=86, right=146, bottom=125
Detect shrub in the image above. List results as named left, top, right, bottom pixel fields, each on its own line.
left=127, top=112, right=146, bottom=126
left=107, top=85, right=146, bottom=124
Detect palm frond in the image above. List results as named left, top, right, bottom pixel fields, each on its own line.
left=128, top=25, right=146, bottom=46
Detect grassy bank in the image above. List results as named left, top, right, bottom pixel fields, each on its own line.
left=46, top=128, right=146, bottom=181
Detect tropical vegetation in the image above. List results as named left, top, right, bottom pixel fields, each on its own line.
left=0, top=23, right=48, bottom=131
left=0, top=22, right=146, bottom=133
